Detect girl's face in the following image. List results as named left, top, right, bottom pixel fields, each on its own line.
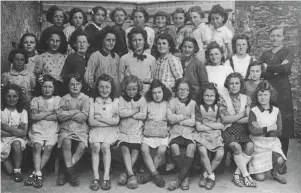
left=125, top=82, right=138, bottom=98
left=68, top=78, right=82, bottom=95
left=190, top=12, right=202, bottom=27
left=203, top=89, right=216, bottom=105
left=209, top=48, right=222, bottom=65
left=257, top=90, right=271, bottom=106
left=228, top=77, right=241, bottom=94
left=72, top=12, right=84, bottom=28
left=103, top=33, right=116, bottom=52
left=133, top=11, right=145, bottom=27
left=249, top=65, right=262, bottom=81
left=114, top=10, right=126, bottom=25
left=23, top=36, right=36, bottom=54
left=53, top=10, right=65, bottom=27
left=131, top=33, right=145, bottom=52
left=12, top=53, right=25, bottom=71
left=155, top=16, right=167, bottom=29
left=173, top=13, right=185, bottom=28
left=157, top=38, right=170, bottom=55
left=152, top=86, right=163, bottom=103
left=42, top=81, right=55, bottom=98
left=48, top=34, right=61, bottom=52
left=210, top=13, right=224, bottom=29
left=98, top=80, right=111, bottom=99
left=270, top=28, right=284, bottom=47
left=5, top=89, right=19, bottom=108
left=93, top=9, right=106, bottom=25
left=236, top=39, right=248, bottom=55
left=75, top=35, right=89, bottom=54
left=177, top=83, right=190, bottom=100
left=182, top=41, right=195, bottom=58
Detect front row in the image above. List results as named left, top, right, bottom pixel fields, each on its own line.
left=1, top=72, right=287, bottom=191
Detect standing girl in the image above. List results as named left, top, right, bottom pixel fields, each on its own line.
left=88, top=74, right=120, bottom=191
left=194, top=83, right=224, bottom=190
left=1, top=84, right=28, bottom=182
left=244, top=61, right=263, bottom=98
left=24, top=75, right=60, bottom=188
left=167, top=78, right=196, bottom=191
left=117, top=75, right=147, bottom=189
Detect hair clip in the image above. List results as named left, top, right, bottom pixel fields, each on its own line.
left=88, top=9, right=94, bottom=15
left=38, top=74, right=44, bottom=84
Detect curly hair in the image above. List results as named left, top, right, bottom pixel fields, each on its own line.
left=145, top=79, right=172, bottom=102
left=93, top=73, right=117, bottom=101
left=68, top=7, right=88, bottom=26
left=69, top=29, right=89, bottom=51
left=224, top=72, right=246, bottom=94
left=153, top=10, right=171, bottom=25
left=179, top=37, right=200, bottom=54
left=120, top=75, right=144, bottom=96
left=174, top=78, right=193, bottom=105
left=18, top=33, right=40, bottom=54
left=127, top=26, right=149, bottom=51
left=197, top=82, right=219, bottom=106
left=253, top=80, right=278, bottom=107
left=8, top=49, right=28, bottom=64
left=188, top=5, right=205, bottom=19
left=35, top=74, right=58, bottom=97
left=1, top=84, right=26, bottom=113
left=232, top=33, right=251, bottom=54
left=91, top=6, right=107, bottom=18
left=153, top=33, right=176, bottom=58
left=205, top=41, right=225, bottom=65
left=110, top=7, right=128, bottom=22
left=46, top=5, right=68, bottom=25
left=40, top=27, right=68, bottom=54
left=172, top=8, right=189, bottom=24
left=208, top=4, right=228, bottom=25
left=130, top=7, right=149, bottom=22
left=94, top=25, right=120, bottom=53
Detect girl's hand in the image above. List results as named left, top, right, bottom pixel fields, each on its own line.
left=263, top=63, right=268, bottom=71
left=252, top=121, right=261, bottom=129
left=267, top=124, right=277, bottom=132
left=18, top=122, right=27, bottom=130
left=281, top=59, right=289, bottom=65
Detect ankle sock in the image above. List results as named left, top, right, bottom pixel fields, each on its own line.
left=14, top=168, right=21, bottom=173
left=203, top=171, right=208, bottom=178
left=234, top=154, right=249, bottom=177
left=35, top=171, right=42, bottom=176
left=208, top=173, right=215, bottom=181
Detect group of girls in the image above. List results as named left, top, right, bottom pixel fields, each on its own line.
left=1, top=2, right=293, bottom=192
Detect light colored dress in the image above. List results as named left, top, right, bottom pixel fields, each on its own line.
left=57, top=93, right=90, bottom=147
left=210, top=25, right=233, bottom=58
left=1, top=108, right=28, bottom=162
left=89, top=97, right=119, bottom=145
left=142, top=101, right=169, bottom=148
left=224, top=54, right=253, bottom=78
left=28, top=96, right=61, bottom=146
left=175, top=26, right=192, bottom=51
left=26, top=55, right=38, bottom=73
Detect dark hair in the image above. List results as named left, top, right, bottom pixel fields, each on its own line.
left=35, top=74, right=58, bottom=97
left=95, top=25, right=120, bottom=53
left=245, top=60, right=264, bottom=80
left=127, top=26, right=149, bottom=51
left=110, top=7, right=128, bottom=22
left=145, top=79, right=172, bottom=102
left=197, top=82, right=219, bottom=105
left=69, top=29, right=89, bottom=51
left=224, top=72, right=245, bottom=94
left=153, top=10, right=171, bottom=25
left=208, top=4, right=228, bottom=25
left=1, top=84, right=26, bottom=113
left=179, top=37, right=200, bottom=53
left=232, top=34, right=251, bottom=54
left=154, top=33, right=176, bottom=58
left=91, top=6, right=107, bottom=18
left=93, top=73, right=117, bottom=101
left=120, top=75, right=144, bottom=96
left=68, top=7, right=88, bottom=26
left=174, top=78, right=193, bottom=105
left=65, top=73, right=83, bottom=91
left=46, top=5, right=68, bottom=25
left=172, top=8, right=189, bottom=24
left=188, top=6, right=205, bottom=19
left=130, top=7, right=150, bottom=22
left=253, top=80, right=278, bottom=107
left=8, top=49, right=28, bottom=64
left=205, top=41, right=225, bottom=65
left=18, top=33, right=40, bottom=53
left=40, top=27, right=68, bottom=54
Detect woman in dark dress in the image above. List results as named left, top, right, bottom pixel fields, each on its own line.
left=260, top=26, right=295, bottom=174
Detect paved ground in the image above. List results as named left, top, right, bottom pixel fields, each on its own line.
left=1, top=139, right=301, bottom=193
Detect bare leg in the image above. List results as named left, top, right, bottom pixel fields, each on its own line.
left=198, top=145, right=212, bottom=175
left=130, top=149, right=140, bottom=168
left=141, top=144, right=156, bottom=173
left=33, top=143, right=42, bottom=173
left=72, top=142, right=86, bottom=166
left=121, top=146, right=134, bottom=176
left=211, top=147, right=224, bottom=172
left=91, top=142, right=101, bottom=180
left=154, top=146, right=167, bottom=169
left=11, top=140, right=23, bottom=169
left=40, top=145, right=54, bottom=170
left=100, top=142, right=111, bottom=180
left=62, top=138, right=72, bottom=168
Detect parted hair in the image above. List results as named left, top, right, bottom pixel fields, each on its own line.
left=40, top=27, right=68, bottom=54
left=127, top=26, right=149, bottom=51
left=208, top=4, right=228, bottom=25
left=1, top=84, right=26, bottom=113
left=253, top=80, right=278, bottom=107
left=232, top=33, right=251, bottom=54
left=130, top=7, right=150, bottom=22
left=224, top=72, right=246, bottom=94
left=93, top=73, right=117, bottom=101
left=68, top=7, right=88, bottom=26
left=197, top=82, right=220, bottom=106
left=91, top=6, right=107, bottom=18
left=69, top=29, right=89, bottom=51
left=174, top=78, right=193, bottom=106
left=18, top=33, right=40, bottom=54
left=35, top=74, right=58, bottom=97
left=153, top=10, right=172, bottom=25
left=120, top=75, right=144, bottom=96
left=94, top=25, right=120, bottom=53
left=145, top=79, right=172, bottom=102
left=205, top=41, right=225, bottom=65
left=179, top=37, right=200, bottom=53
left=110, top=7, right=128, bottom=22
left=172, top=8, right=189, bottom=24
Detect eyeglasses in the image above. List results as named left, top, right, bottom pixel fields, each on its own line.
left=177, top=88, right=189, bottom=92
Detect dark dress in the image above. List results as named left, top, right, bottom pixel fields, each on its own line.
left=84, top=23, right=102, bottom=57
left=259, top=46, right=294, bottom=139
left=112, top=25, right=128, bottom=57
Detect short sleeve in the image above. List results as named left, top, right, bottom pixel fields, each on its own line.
left=223, top=27, right=233, bottom=44
left=54, top=96, right=61, bottom=109
left=1, top=72, right=9, bottom=86
left=201, top=24, right=212, bottom=43
left=30, top=97, right=39, bottom=113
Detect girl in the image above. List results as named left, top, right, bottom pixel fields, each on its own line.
left=180, top=37, right=208, bottom=100
left=172, top=8, right=192, bottom=57
left=2, top=49, right=36, bottom=103
left=151, top=10, right=177, bottom=58
left=88, top=74, right=120, bottom=191
left=153, top=33, right=183, bottom=93
left=125, top=7, right=155, bottom=54
left=167, top=78, right=196, bottom=191
left=194, top=83, right=224, bottom=190
left=110, top=7, right=128, bottom=57
left=56, top=73, right=89, bottom=186
left=18, top=33, right=39, bottom=73
left=24, top=75, right=60, bottom=188
left=35, top=27, right=67, bottom=96
left=1, top=84, right=28, bottom=183
left=139, top=79, right=172, bottom=188
left=248, top=81, right=287, bottom=184
left=208, top=4, right=233, bottom=59
left=85, top=6, right=107, bottom=56
left=219, top=72, right=256, bottom=187
left=188, top=6, right=212, bottom=62
left=244, top=61, right=263, bottom=98
left=64, top=8, right=88, bottom=55
left=117, top=75, right=147, bottom=189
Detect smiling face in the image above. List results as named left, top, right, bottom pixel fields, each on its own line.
left=249, top=65, right=262, bottom=81
left=203, top=89, right=216, bottom=105
left=53, top=10, right=65, bottom=27
left=189, top=12, right=202, bottom=27
left=48, top=34, right=61, bottom=52
left=236, top=39, right=248, bottom=56
left=75, top=35, right=89, bottom=55
left=72, top=12, right=84, bottom=28
left=173, top=13, right=185, bottom=28
left=157, top=38, right=170, bottom=55
left=114, top=10, right=126, bottom=25
left=133, top=11, right=145, bottom=27
left=209, top=48, right=222, bottom=66
left=5, top=89, right=19, bottom=108
left=182, top=40, right=195, bottom=58
left=270, top=28, right=284, bottom=47
left=228, top=77, right=241, bottom=94
left=210, top=13, right=224, bottom=29
left=155, top=16, right=167, bottom=29
left=93, top=9, right=106, bottom=26
left=98, top=80, right=112, bottom=99
left=12, top=53, right=25, bottom=71
left=23, top=36, right=36, bottom=54
left=257, top=90, right=271, bottom=106
left=103, top=33, right=116, bottom=53
left=42, top=81, right=55, bottom=98
left=68, top=78, right=82, bottom=95
left=177, top=83, right=190, bottom=100
left=131, top=33, right=145, bottom=53
left=125, top=82, right=138, bottom=98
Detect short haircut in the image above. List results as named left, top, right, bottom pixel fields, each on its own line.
left=93, top=73, right=117, bottom=101
left=208, top=4, right=228, bottom=25
left=172, top=8, right=189, bottom=24
left=36, top=74, right=58, bottom=97
left=245, top=60, right=264, bottom=80
left=91, top=6, right=107, bottom=18
left=1, top=84, right=26, bottom=113
left=179, top=37, right=200, bottom=53
left=145, top=79, right=172, bottom=102
left=40, top=27, right=68, bottom=54
left=110, top=7, right=128, bottom=22
left=253, top=80, right=278, bottom=107
left=66, top=73, right=83, bottom=85
left=68, top=7, right=88, bottom=26
left=130, top=7, right=150, bottom=22
left=120, top=75, right=144, bottom=96
left=46, top=5, right=68, bottom=24
left=174, top=78, right=193, bottom=105
left=232, top=33, right=251, bottom=54
left=197, top=82, right=219, bottom=105
left=188, top=6, right=205, bottom=19
left=153, top=10, right=172, bottom=25
left=153, top=33, right=176, bottom=58
left=127, top=26, right=149, bottom=51
left=8, top=49, right=28, bottom=64
left=224, top=72, right=246, bottom=94
left=269, top=26, right=286, bottom=36
left=205, top=41, right=225, bottom=65
left=18, top=33, right=40, bottom=53
left=69, top=29, right=89, bottom=51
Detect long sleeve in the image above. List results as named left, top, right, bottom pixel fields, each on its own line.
left=57, top=98, right=76, bottom=121
left=180, top=105, right=196, bottom=126
left=196, top=60, right=208, bottom=87
left=248, top=110, right=266, bottom=136
left=168, top=56, right=183, bottom=80
left=167, top=28, right=177, bottom=47
left=133, top=99, right=147, bottom=120
left=266, top=48, right=294, bottom=74
left=167, top=99, right=184, bottom=123
left=81, top=96, right=90, bottom=117
left=201, top=24, right=212, bottom=45
left=84, top=52, right=98, bottom=88
left=34, top=55, right=43, bottom=76
left=267, top=110, right=282, bottom=137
